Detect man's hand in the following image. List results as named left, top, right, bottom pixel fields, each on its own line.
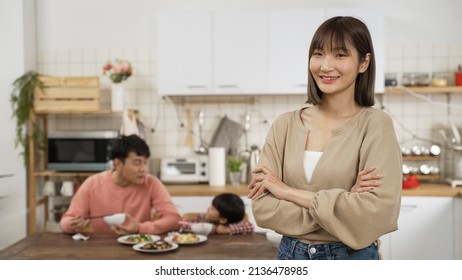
left=112, top=213, right=140, bottom=235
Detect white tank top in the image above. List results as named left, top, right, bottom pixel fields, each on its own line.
left=304, top=151, right=323, bottom=183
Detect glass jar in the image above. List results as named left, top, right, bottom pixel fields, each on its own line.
left=402, top=73, right=430, bottom=86
left=431, top=72, right=448, bottom=87
left=385, top=73, right=398, bottom=86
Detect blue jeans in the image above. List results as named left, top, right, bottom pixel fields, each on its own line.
left=277, top=236, right=379, bottom=260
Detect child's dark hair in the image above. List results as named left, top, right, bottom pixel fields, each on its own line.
left=111, top=134, right=150, bottom=162
left=212, top=193, right=245, bottom=224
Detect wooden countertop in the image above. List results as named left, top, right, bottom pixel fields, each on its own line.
left=0, top=232, right=277, bottom=260
left=166, top=183, right=462, bottom=197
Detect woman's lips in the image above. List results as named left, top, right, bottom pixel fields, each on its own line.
left=320, top=76, right=339, bottom=84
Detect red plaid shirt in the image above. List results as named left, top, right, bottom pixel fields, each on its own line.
left=180, top=213, right=254, bottom=235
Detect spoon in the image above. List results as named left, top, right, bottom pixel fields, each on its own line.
left=72, top=233, right=90, bottom=241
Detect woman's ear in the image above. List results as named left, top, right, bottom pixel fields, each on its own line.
left=359, top=53, right=371, bottom=73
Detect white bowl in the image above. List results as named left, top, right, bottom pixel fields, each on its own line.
left=103, top=213, right=126, bottom=227
left=190, top=222, right=214, bottom=236
left=265, top=231, right=282, bottom=248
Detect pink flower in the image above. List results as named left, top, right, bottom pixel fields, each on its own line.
left=102, top=59, right=133, bottom=83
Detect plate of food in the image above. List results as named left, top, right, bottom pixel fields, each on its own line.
left=164, top=233, right=207, bottom=245
left=132, top=240, right=178, bottom=253
left=117, top=234, right=161, bottom=245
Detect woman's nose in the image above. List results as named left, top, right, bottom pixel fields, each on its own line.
left=320, top=57, right=333, bottom=72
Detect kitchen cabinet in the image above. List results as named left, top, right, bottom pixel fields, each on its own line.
left=157, top=11, right=212, bottom=95
left=157, top=10, right=268, bottom=96
left=380, top=196, right=455, bottom=260
left=212, top=10, right=268, bottom=94
left=268, top=9, right=325, bottom=94
left=158, top=8, right=385, bottom=96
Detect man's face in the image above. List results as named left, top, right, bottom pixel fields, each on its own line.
left=115, top=152, right=148, bottom=185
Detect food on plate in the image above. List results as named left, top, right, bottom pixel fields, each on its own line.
left=172, top=233, right=200, bottom=243
left=141, top=240, right=173, bottom=250
left=124, top=234, right=153, bottom=243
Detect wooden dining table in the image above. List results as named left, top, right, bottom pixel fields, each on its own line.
left=0, top=232, right=278, bottom=260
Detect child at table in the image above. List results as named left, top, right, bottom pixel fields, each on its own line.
left=179, top=193, right=254, bottom=235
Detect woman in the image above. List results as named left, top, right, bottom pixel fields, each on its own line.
left=248, top=16, right=402, bottom=260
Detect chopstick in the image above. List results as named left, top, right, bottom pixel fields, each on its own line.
left=83, top=215, right=106, bottom=219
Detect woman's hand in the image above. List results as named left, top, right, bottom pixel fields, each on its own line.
left=247, top=166, right=315, bottom=208
left=247, top=166, right=289, bottom=200
left=112, top=213, right=140, bottom=235
left=351, top=167, right=382, bottom=193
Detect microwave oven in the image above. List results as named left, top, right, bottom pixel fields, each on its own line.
left=160, top=156, right=208, bottom=184
left=47, top=130, right=119, bottom=172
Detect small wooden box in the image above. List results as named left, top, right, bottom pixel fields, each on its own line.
left=34, top=76, right=100, bottom=113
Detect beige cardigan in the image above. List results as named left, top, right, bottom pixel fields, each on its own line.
left=252, top=106, right=402, bottom=250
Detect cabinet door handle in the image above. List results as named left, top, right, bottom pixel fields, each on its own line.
left=187, top=85, right=208, bottom=89
left=218, top=84, right=238, bottom=88
left=400, top=204, right=418, bottom=211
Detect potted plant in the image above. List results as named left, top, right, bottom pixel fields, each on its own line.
left=226, top=155, right=245, bottom=186
left=10, top=71, right=44, bottom=164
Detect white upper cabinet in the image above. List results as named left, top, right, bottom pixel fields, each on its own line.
left=212, top=11, right=269, bottom=94
left=157, top=11, right=212, bottom=95
left=157, top=9, right=385, bottom=96
left=268, top=9, right=325, bottom=94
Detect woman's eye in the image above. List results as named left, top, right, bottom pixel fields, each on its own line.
left=312, top=52, right=322, bottom=57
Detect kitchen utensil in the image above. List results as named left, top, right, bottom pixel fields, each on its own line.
left=103, top=213, right=126, bottom=226
left=195, top=110, right=208, bottom=154
left=244, top=113, right=251, bottom=151
left=246, top=145, right=261, bottom=183
left=83, top=215, right=107, bottom=219
left=185, top=109, right=193, bottom=148
left=449, top=121, right=461, bottom=145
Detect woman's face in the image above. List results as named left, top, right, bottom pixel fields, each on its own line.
left=309, top=42, right=370, bottom=97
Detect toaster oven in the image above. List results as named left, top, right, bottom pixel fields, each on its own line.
left=160, top=156, right=208, bottom=184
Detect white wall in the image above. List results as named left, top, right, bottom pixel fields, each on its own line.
left=0, top=0, right=35, bottom=250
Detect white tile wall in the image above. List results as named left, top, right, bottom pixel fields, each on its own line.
left=38, top=43, right=462, bottom=176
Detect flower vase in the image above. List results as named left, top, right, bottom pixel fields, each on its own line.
left=111, top=83, right=124, bottom=111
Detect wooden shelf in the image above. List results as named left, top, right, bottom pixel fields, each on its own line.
left=35, top=170, right=96, bottom=177
left=384, top=86, right=462, bottom=94
left=34, top=109, right=122, bottom=115
left=403, top=155, right=439, bottom=161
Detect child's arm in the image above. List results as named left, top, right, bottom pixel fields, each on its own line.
left=216, top=221, right=254, bottom=235
left=179, top=213, right=209, bottom=232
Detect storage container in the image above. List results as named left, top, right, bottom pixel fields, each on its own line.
left=34, top=76, right=100, bottom=113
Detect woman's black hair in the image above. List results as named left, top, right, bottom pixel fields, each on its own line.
left=111, top=134, right=150, bottom=162
left=306, top=16, right=376, bottom=106
left=212, top=193, right=245, bottom=224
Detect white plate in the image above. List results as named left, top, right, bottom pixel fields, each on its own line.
left=132, top=241, right=178, bottom=253
left=164, top=234, right=207, bottom=245
left=117, top=234, right=161, bottom=245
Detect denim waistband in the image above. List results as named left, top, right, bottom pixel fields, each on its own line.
left=278, top=235, right=378, bottom=260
